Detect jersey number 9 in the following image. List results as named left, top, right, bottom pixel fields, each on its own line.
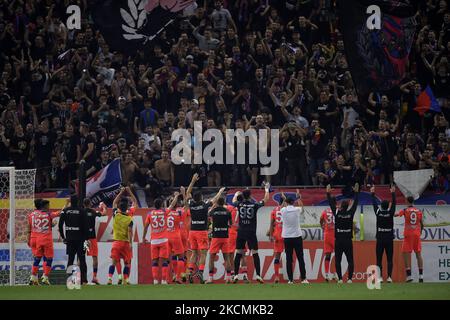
left=410, top=212, right=417, bottom=225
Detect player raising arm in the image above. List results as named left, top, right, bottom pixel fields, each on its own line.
left=267, top=192, right=286, bottom=283
left=166, top=190, right=187, bottom=284
left=326, top=183, right=359, bottom=284
left=27, top=199, right=56, bottom=285
left=320, top=200, right=335, bottom=282
left=108, top=187, right=134, bottom=285
left=395, top=196, right=424, bottom=282
left=184, top=173, right=225, bottom=283
left=371, top=185, right=396, bottom=283
left=143, top=193, right=179, bottom=285
left=125, top=186, right=139, bottom=216
left=83, top=199, right=107, bottom=285
left=233, top=182, right=270, bottom=284
left=179, top=186, right=191, bottom=282
left=228, top=191, right=248, bottom=282
left=206, top=196, right=233, bottom=284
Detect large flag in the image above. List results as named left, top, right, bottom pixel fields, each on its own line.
left=414, top=85, right=441, bottom=116
left=91, top=0, right=194, bottom=54
left=338, top=0, right=418, bottom=104
left=85, top=158, right=122, bottom=206
left=394, top=169, right=434, bottom=200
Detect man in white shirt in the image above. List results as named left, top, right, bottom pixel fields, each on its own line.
left=281, top=196, right=308, bottom=284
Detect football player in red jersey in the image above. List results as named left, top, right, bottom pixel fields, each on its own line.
left=268, top=200, right=284, bottom=283
left=143, top=193, right=179, bottom=284
left=320, top=207, right=335, bottom=282
left=166, top=190, right=187, bottom=283
left=396, top=196, right=424, bottom=282
left=26, top=199, right=59, bottom=285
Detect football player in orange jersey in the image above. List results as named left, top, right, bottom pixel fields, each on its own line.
left=178, top=186, right=191, bottom=282
left=26, top=199, right=60, bottom=285
left=320, top=206, right=335, bottom=282
left=267, top=197, right=285, bottom=283
left=205, top=197, right=233, bottom=284
left=108, top=187, right=137, bottom=285
left=396, top=196, right=424, bottom=282
left=184, top=174, right=225, bottom=283
left=143, top=193, right=179, bottom=284
left=166, top=190, right=187, bottom=283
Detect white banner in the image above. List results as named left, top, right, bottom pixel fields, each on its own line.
left=394, top=169, right=434, bottom=200
left=411, top=242, right=450, bottom=282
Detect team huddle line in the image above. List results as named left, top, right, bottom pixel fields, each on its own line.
left=27, top=177, right=424, bottom=285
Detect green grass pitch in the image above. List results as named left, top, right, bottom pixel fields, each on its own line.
left=0, top=283, right=449, bottom=300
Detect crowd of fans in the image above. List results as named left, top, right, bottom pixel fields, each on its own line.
left=0, top=0, right=449, bottom=203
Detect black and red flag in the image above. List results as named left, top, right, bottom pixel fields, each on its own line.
left=91, top=0, right=195, bottom=54
left=338, top=0, right=418, bottom=103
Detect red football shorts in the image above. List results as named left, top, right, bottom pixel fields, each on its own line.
left=168, top=233, right=185, bottom=255
left=29, top=236, right=37, bottom=255
left=111, top=240, right=132, bottom=263
left=181, top=231, right=189, bottom=251
left=402, top=233, right=421, bottom=253
left=87, top=238, right=98, bottom=257
left=209, top=238, right=230, bottom=254
left=151, top=241, right=169, bottom=259
left=227, top=231, right=237, bottom=253
left=323, top=233, right=335, bottom=254
left=188, top=230, right=209, bottom=250
left=33, top=236, right=53, bottom=258
left=272, top=228, right=284, bottom=253
left=273, top=236, right=284, bottom=253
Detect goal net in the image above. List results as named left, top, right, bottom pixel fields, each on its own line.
left=0, top=168, right=36, bottom=285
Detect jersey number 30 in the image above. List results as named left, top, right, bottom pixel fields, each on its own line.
left=326, top=212, right=334, bottom=225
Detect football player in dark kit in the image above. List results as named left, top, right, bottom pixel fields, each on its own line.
left=232, top=182, right=270, bottom=284
left=371, top=185, right=396, bottom=283
left=205, top=197, right=233, bottom=284
left=58, top=194, right=89, bottom=284
left=326, top=183, right=359, bottom=284
left=184, top=173, right=225, bottom=283
left=83, top=199, right=108, bottom=284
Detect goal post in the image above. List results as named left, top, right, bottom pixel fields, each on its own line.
left=9, top=168, right=15, bottom=286
left=0, top=167, right=36, bottom=286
